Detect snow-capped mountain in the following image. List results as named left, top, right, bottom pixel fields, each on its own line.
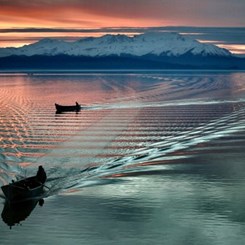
left=0, top=32, right=231, bottom=58
left=1, top=32, right=244, bottom=70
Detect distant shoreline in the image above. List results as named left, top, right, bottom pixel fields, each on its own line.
left=0, top=69, right=244, bottom=75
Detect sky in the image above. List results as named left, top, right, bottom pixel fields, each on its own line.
left=0, top=0, right=244, bottom=54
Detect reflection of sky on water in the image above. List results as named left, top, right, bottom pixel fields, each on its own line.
left=0, top=72, right=245, bottom=244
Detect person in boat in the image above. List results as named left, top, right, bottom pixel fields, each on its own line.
left=75, top=101, right=80, bottom=107
left=36, top=165, right=47, bottom=184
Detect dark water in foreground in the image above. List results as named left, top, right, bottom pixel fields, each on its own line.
left=0, top=71, right=245, bottom=244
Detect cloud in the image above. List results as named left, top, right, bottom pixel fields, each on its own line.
left=0, top=0, right=244, bottom=27
left=0, top=26, right=244, bottom=44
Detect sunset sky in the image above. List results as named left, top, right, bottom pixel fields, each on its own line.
left=0, top=0, right=244, bottom=54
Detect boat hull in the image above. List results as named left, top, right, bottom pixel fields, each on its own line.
left=55, top=103, right=81, bottom=113
left=1, top=177, right=44, bottom=202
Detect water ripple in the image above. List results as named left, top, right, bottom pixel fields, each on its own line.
left=0, top=73, right=245, bottom=197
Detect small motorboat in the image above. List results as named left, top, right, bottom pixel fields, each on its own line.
left=55, top=101, right=81, bottom=113
left=1, top=176, right=45, bottom=203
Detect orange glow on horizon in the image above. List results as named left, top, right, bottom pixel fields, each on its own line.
left=197, top=40, right=245, bottom=55
left=217, top=44, right=245, bottom=54
left=0, top=32, right=141, bottom=48
left=0, top=4, right=170, bottom=47
left=0, top=4, right=170, bottom=30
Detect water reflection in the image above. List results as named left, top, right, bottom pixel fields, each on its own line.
left=1, top=198, right=44, bottom=229
left=0, top=72, right=245, bottom=244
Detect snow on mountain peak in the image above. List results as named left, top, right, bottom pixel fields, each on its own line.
left=0, top=32, right=231, bottom=58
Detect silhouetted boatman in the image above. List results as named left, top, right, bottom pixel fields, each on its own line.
left=36, top=165, right=47, bottom=184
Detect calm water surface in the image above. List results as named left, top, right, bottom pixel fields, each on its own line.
left=0, top=71, right=245, bottom=245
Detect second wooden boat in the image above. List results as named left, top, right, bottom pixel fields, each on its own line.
left=55, top=102, right=81, bottom=113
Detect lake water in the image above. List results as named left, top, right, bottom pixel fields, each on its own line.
left=0, top=71, right=245, bottom=245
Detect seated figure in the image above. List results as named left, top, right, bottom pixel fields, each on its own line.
left=36, top=165, right=47, bottom=184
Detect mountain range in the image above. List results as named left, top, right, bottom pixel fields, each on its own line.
left=0, top=32, right=244, bottom=70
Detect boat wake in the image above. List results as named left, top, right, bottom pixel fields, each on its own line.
left=1, top=73, right=245, bottom=200
left=1, top=98, right=245, bottom=199
left=41, top=102, right=245, bottom=197
left=83, top=98, right=245, bottom=111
